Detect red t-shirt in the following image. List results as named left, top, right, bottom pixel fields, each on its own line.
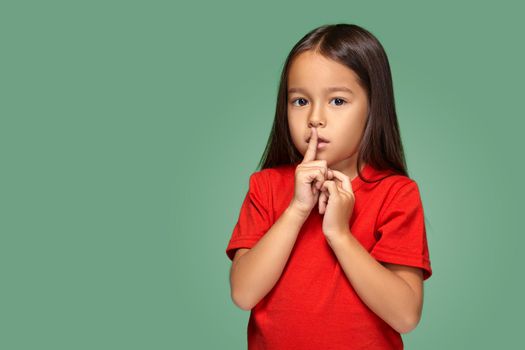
left=225, top=162, right=432, bottom=350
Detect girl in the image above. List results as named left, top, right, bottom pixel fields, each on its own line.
left=226, top=23, right=432, bottom=350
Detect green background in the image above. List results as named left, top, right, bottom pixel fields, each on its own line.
left=1, top=0, right=523, bottom=349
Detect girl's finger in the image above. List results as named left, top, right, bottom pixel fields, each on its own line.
left=306, top=165, right=328, bottom=190
left=301, top=126, right=318, bottom=163
left=321, top=180, right=339, bottom=197
left=319, top=189, right=328, bottom=214
left=306, top=168, right=327, bottom=189
left=329, top=169, right=352, bottom=192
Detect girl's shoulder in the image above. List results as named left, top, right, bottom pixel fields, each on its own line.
left=364, top=164, right=420, bottom=195
left=378, top=172, right=416, bottom=188
left=257, top=163, right=295, bottom=183
left=248, top=164, right=295, bottom=198
left=362, top=162, right=410, bottom=180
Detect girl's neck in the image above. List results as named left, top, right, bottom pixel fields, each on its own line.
left=329, top=155, right=365, bottom=181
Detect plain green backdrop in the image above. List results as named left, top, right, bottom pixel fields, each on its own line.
left=1, top=0, right=523, bottom=349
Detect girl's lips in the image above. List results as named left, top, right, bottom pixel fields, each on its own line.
left=317, top=141, right=328, bottom=149
left=307, top=137, right=330, bottom=143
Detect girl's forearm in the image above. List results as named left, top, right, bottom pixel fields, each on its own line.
left=230, top=203, right=308, bottom=310
left=327, top=232, right=420, bottom=334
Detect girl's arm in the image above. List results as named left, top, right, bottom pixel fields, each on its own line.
left=229, top=203, right=308, bottom=310
left=327, top=232, right=424, bottom=334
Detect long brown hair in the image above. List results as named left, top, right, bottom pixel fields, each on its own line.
left=257, top=23, right=408, bottom=184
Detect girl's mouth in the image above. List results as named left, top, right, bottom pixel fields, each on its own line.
left=317, top=141, right=328, bottom=149
left=307, top=136, right=330, bottom=143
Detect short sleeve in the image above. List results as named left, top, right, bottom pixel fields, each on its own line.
left=370, top=181, right=433, bottom=281
left=225, top=171, right=272, bottom=261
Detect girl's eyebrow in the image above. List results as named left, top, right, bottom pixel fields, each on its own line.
left=288, top=86, right=354, bottom=95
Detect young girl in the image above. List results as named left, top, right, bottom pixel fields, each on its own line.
left=225, top=23, right=432, bottom=350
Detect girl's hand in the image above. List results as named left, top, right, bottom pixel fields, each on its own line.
left=319, top=169, right=355, bottom=241
left=290, top=126, right=334, bottom=217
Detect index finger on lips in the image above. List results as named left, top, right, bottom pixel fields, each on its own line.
left=301, top=126, right=318, bottom=163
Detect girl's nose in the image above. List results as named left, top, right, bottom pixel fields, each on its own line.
left=308, top=109, right=326, bottom=127
left=308, top=120, right=325, bottom=127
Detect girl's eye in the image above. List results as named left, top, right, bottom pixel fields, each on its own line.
left=290, top=97, right=347, bottom=107
left=330, top=98, right=347, bottom=106
left=291, top=98, right=308, bottom=107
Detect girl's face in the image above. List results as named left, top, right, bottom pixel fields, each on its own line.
left=287, top=50, right=369, bottom=175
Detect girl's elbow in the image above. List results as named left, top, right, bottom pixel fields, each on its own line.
left=397, top=313, right=421, bottom=334
left=231, top=289, right=254, bottom=311
left=232, top=297, right=252, bottom=311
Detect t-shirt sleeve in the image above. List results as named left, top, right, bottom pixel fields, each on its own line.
left=370, top=180, right=433, bottom=281
left=225, top=171, right=272, bottom=261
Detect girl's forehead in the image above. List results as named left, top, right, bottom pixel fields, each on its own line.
left=288, top=51, right=361, bottom=90
left=287, top=60, right=362, bottom=95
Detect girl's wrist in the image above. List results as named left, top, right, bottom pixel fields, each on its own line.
left=287, top=200, right=311, bottom=220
